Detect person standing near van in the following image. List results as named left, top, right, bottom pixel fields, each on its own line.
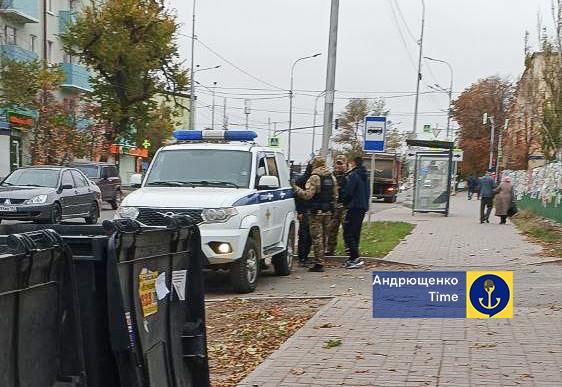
left=342, top=156, right=370, bottom=269
left=326, top=155, right=348, bottom=256
left=293, top=156, right=338, bottom=272
left=295, top=161, right=313, bottom=265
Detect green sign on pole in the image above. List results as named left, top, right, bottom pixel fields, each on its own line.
left=269, top=137, right=280, bottom=148
left=423, top=124, right=431, bottom=133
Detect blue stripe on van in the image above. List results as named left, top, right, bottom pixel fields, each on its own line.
left=233, top=188, right=294, bottom=207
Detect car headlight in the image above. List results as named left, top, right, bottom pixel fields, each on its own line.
left=202, top=207, right=238, bottom=223
left=25, top=194, right=48, bottom=204
left=117, top=206, right=139, bottom=219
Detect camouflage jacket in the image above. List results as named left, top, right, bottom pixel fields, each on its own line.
left=294, top=166, right=338, bottom=204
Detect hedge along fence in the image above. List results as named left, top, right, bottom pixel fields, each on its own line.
left=503, top=162, right=561, bottom=224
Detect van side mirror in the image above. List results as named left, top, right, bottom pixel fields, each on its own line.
left=258, top=175, right=279, bottom=190
left=130, top=173, right=142, bottom=188
left=60, top=184, right=73, bottom=191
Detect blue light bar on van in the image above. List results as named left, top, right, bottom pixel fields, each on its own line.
left=173, top=130, right=257, bottom=142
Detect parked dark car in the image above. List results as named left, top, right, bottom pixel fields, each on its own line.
left=69, top=162, right=122, bottom=209
left=0, top=166, right=102, bottom=224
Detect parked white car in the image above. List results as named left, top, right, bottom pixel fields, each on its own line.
left=117, top=131, right=296, bottom=293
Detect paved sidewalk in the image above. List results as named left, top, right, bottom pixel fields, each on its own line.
left=239, top=196, right=562, bottom=387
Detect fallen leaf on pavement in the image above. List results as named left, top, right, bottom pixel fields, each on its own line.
left=324, top=339, right=342, bottom=349
left=291, top=367, right=305, bottom=375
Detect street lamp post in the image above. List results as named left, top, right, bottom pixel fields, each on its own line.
left=424, top=56, right=453, bottom=140
left=189, top=0, right=196, bottom=130
left=312, top=91, right=325, bottom=154
left=412, top=0, right=426, bottom=135
left=288, top=53, right=321, bottom=162
left=211, top=81, right=218, bottom=129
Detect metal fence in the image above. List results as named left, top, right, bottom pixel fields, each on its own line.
left=503, top=161, right=562, bottom=223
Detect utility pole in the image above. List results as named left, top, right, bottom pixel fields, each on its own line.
left=412, top=0, right=426, bottom=135
left=223, top=97, right=228, bottom=129
left=321, top=0, right=340, bottom=159
left=189, top=0, right=196, bottom=130
left=244, top=99, right=251, bottom=130
left=483, top=113, right=495, bottom=170
left=312, top=91, right=325, bottom=154
left=211, top=81, right=217, bottom=130
left=496, top=119, right=508, bottom=178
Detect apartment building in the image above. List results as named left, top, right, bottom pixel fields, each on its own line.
left=0, top=0, right=91, bottom=176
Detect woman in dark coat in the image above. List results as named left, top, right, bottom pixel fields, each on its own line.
left=494, top=176, right=514, bottom=224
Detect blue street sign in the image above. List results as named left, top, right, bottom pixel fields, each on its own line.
left=364, top=116, right=387, bottom=153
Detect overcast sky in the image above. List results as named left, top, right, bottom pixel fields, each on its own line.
left=169, top=0, right=555, bottom=162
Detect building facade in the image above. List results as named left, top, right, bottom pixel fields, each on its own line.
left=0, top=0, right=91, bottom=177
left=503, top=53, right=552, bottom=171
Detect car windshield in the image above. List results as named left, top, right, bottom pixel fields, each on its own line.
left=2, top=169, right=60, bottom=188
left=145, top=149, right=252, bottom=188
left=74, top=165, right=99, bottom=178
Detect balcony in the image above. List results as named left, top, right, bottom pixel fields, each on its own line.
left=59, top=10, right=76, bottom=33
left=60, top=63, right=92, bottom=92
left=0, top=0, right=39, bottom=24
left=0, top=44, right=38, bottom=62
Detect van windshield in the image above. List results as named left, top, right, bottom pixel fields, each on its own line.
left=145, top=149, right=252, bottom=188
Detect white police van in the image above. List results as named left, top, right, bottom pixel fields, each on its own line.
left=117, top=130, right=296, bottom=293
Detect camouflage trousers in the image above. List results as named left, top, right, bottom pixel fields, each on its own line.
left=326, top=205, right=346, bottom=255
left=309, top=212, right=332, bottom=265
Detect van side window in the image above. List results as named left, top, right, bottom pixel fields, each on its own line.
left=265, top=155, right=279, bottom=179
left=275, top=153, right=290, bottom=187
left=255, top=153, right=267, bottom=187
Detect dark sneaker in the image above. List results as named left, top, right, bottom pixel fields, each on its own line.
left=308, top=264, right=325, bottom=272
left=345, top=259, right=364, bottom=269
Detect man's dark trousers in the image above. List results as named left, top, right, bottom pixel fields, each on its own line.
left=298, top=212, right=311, bottom=262
left=343, top=209, right=366, bottom=260
left=480, top=197, right=493, bottom=222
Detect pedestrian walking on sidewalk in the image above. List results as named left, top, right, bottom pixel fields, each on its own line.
left=293, top=156, right=338, bottom=273
left=479, top=169, right=497, bottom=224
left=342, top=156, right=370, bottom=269
left=294, top=161, right=313, bottom=265
left=493, top=175, right=514, bottom=224
left=326, top=155, right=348, bottom=256
left=467, top=176, right=476, bottom=200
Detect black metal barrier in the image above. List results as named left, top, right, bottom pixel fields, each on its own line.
left=0, top=216, right=210, bottom=387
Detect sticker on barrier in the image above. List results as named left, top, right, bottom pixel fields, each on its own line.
left=139, top=269, right=159, bottom=317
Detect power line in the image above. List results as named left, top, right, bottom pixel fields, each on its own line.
left=387, top=0, right=417, bottom=72
left=394, top=0, right=418, bottom=43
left=195, top=38, right=287, bottom=91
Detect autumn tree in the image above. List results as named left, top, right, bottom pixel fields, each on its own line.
left=452, top=77, right=514, bottom=177
left=334, top=98, right=391, bottom=158
left=60, top=0, right=189, bottom=146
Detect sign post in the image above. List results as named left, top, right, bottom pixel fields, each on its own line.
left=364, top=116, right=387, bottom=224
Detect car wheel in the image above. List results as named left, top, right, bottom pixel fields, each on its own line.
left=230, top=237, right=260, bottom=293
left=50, top=203, right=62, bottom=224
left=273, top=224, right=295, bottom=276
left=85, top=202, right=100, bottom=224
left=110, top=190, right=123, bottom=210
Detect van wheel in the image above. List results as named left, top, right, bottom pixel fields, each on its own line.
left=230, top=237, right=259, bottom=293
left=273, top=224, right=295, bottom=276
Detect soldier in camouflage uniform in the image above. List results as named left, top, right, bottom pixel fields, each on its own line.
left=326, top=155, right=348, bottom=256
left=293, top=156, right=338, bottom=272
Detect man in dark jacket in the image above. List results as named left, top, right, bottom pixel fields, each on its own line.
left=479, top=169, right=496, bottom=224
left=295, top=162, right=313, bottom=265
left=342, top=156, right=370, bottom=269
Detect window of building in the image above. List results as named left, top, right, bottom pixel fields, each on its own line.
left=30, top=35, right=36, bottom=52
left=5, top=26, right=16, bottom=45
left=63, top=51, right=74, bottom=64
left=47, top=40, right=53, bottom=63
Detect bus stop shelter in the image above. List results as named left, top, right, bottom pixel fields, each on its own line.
left=406, top=139, right=454, bottom=217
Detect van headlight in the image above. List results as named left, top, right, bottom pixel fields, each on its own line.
left=202, top=207, right=238, bottom=223
left=25, top=194, right=48, bottom=204
left=117, top=206, right=139, bottom=219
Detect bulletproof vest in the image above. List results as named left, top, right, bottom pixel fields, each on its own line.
left=334, top=172, right=346, bottom=203
left=310, top=174, right=334, bottom=212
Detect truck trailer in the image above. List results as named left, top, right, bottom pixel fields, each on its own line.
left=363, top=153, right=401, bottom=203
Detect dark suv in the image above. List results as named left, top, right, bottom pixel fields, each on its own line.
left=70, top=162, right=122, bottom=209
